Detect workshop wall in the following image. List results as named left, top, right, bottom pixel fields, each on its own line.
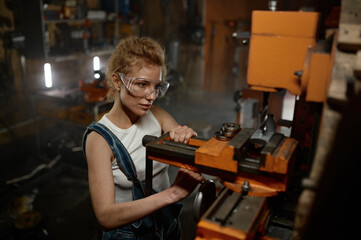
left=142, top=0, right=205, bottom=93
left=203, top=0, right=269, bottom=94
left=16, top=0, right=205, bottom=93
left=0, top=0, right=206, bottom=145
left=0, top=0, right=31, bottom=144
left=2, top=0, right=344, bottom=95
left=0, top=0, right=23, bottom=93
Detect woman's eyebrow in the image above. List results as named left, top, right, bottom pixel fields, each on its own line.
left=135, top=78, right=161, bottom=82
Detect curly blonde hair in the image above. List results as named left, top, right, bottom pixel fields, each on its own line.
left=105, top=37, right=167, bottom=100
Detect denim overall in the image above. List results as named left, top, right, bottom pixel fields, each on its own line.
left=83, top=122, right=183, bottom=240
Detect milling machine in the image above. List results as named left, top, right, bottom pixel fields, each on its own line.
left=143, top=8, right=337, bottom=240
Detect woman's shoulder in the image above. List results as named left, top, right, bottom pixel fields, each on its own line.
left=83, top=130, right=113, bottom=164
left=85, top=130, right=109, bottom=150
left=149, top=105, right=167, bottom=125
left=150, top=105, right=178, bottom=133
left=149, top=105, right=162, bottom=115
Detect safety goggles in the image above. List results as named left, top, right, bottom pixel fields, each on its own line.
left=116, top=73, right=170, bottom=98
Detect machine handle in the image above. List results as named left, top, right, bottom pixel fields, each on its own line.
left=142, top=135, right=158, bottom=146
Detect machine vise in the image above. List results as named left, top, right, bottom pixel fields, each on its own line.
left=143, top=121, right=298, bottom=239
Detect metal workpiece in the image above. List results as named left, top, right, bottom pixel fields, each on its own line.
left=214, top=131, right=232, bottom=141
left=222, top=123, right=242, bottom=136
left=214, top=122, right=242, bottom=140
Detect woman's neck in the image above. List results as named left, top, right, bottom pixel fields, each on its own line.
left=107, top=99, right=139, bottom=129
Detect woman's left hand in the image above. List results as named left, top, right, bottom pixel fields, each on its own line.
left=169, top=125, right=197, bottom=144
left=169, top=168, right=205, bottom=201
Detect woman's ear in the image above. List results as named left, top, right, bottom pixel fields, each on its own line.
left=112, top=73, right=122, bottom=91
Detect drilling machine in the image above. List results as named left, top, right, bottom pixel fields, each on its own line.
left=143, top=9, right=336, bottom=240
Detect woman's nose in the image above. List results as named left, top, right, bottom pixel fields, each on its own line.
left=145, top=89, right=157, bottom=100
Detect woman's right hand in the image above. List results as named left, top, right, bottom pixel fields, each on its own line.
left=169, top=168, right=205, bottom=201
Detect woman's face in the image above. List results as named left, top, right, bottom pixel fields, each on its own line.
left=119, top=65, right=162, bottom=117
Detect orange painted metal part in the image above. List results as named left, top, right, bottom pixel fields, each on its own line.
left=247, top=11, right=320, bottom=95
left=195, top=138, right=239, bottom=173
left=148, top=156, right=199, bottom=172
left=146, top=132, right=297, bottom=197
left=260, top=137, right=298, bottom=174
left=147, top=135, right=239, bottom=176
left=188, top=138, right=208, bottom=147
left=195, top=194, right=270, bottom=240
left=195, top=220, right=248, bottom=240
left=79, top=80, right=108, bottom=103
left=251, top=11, right=319, bottom=37
left=145, top=131, right=298, bottom=239
left=223, top=137, right=297, bottom=197
left=223, top=175, right=285, bottom=197
left=304, top=53, right=332, bottom=102
left=302, top=31, right=337, bottom=102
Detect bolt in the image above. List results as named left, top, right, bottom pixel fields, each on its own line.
left=294, top=70, right=303, bottom=78
left=242, top=180, right=250, bottom=195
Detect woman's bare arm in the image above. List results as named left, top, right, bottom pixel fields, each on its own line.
left=151, top=105, right=197, bottom=143
left=85, top=131, right=203, bottom=229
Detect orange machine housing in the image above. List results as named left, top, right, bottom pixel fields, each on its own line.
left=247, top=11, right=320, bottom=96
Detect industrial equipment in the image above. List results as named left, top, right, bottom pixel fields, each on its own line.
left=143, top=119, right=298, bottom=239
left=143, top=6, right=341, bottom=239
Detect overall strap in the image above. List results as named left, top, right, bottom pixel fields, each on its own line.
left=82, top=122, right=139, bottom=184
left=83, top=122, right=182, bottom=233
left=83, top=122, right=152, bottom=230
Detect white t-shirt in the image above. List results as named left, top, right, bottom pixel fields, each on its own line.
left=98, top=110, right=170, bottom=203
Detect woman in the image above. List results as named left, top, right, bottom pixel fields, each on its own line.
left=83, top=37, right=204, bottom=239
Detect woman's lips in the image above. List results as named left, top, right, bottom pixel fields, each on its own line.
left=140, top=104, right=151, bottom=110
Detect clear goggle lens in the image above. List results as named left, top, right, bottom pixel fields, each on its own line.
left=117, top=73, right=169, bottom=98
